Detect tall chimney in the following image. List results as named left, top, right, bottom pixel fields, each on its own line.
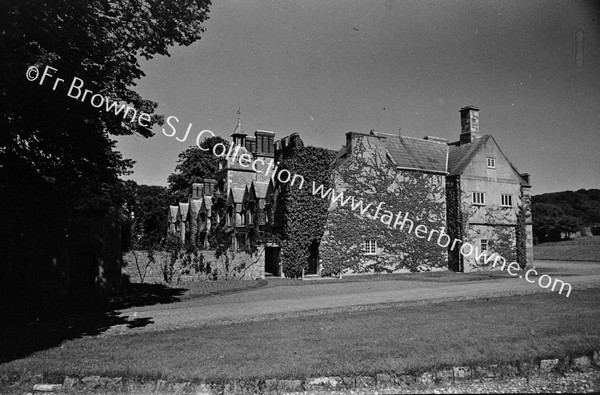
left=203, top=178, right=217, bottom=197
left=345, top=132, right=353, bottom=156
left=192, top=182, right=204, bottom=200
left=459, top=105, right=481, bottom=144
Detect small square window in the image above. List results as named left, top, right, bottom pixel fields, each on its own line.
left=481, top=239, right=488, bottom=252
left=363, top=239, right=377, bottom=255
left=487, top=158, right=496, bottom=169
left=501, top=194, right=513, bottom=207
left=472, top=192, right=486, bottom=206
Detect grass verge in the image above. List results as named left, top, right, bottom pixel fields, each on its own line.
left=534, top=236, right=600, bottom=261
left=1, top=287, right=599, bottom=383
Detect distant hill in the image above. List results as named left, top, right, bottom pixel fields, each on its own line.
left=532, top=189, right=600, bottom=242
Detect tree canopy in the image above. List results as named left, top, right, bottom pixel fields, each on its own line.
left=167, top=136, right=229, bottom=201
left=532, top=189, right=600, bottom=242
left=1, top=0, right=212, bottom=207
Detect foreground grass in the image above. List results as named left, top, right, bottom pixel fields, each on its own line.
left=1, top=287, right=599, bottom=383
left=534, top=236, right=600, bottom=261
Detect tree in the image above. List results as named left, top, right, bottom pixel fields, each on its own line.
left=532, top=202, right=583, bottom=242
left=133, top=184, right=174, bottom=248
left=1, top=0, right=211, bottom=300
left=1, top=0, right=211, bottom=209
left=167, top=136, right=229, bottom=201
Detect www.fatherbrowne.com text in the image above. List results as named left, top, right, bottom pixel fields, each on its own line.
left=28, top=64, right=572, bottom=297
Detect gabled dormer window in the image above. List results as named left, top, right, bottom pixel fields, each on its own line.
left=487, top=157, right=496, bottom=169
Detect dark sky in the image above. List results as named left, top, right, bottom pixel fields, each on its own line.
left=116, top=0, right=600, bottom=195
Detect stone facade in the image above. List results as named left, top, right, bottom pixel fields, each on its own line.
left=319, top=131, right=449, bottom=274
left=447, top=106, right=532, bottom=272
left=168, top=105, right=532, bottom=276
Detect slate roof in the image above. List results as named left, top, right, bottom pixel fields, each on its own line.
left=228, top=187, right=245, bottom=204
left=371, top=132, right=448, bottom=174
left=201, top=196, right=212, bottom=214
left=178, top=203, right=189, bottom=220
left=188, top=199, right=202, bottom=220
left=168, top=206, right=179, bottom=223
left=334, top=146, right=348, bottom=167
left=447, top=135, right=530, bottom=187
left=447, top=135, right=490, bottom=176
left=253, top=182, right=269, bottom=199
left=231, top=118, right=247, bottom=136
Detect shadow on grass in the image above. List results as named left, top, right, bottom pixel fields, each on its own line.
left=0, top=282, right=186, bottom=364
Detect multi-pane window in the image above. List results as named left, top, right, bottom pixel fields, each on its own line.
left=487, top=157, right=496, bottom=169
left=363, top=239, right=377, bottom=255
left=501, top=194, right=513, bottom=207
left=472, top=192, right=486, bottom=205
left=480, top=239, right=488, bottom=252
left=246, top=203, right=254, bottom=225
left=227, top=207, right=234, bottom=226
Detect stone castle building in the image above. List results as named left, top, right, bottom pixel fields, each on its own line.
left=168, top=105, right=533, bottom=278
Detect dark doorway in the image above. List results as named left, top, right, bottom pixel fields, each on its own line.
left=307, top=239, right=319, bottom=275
left=265, top=246, right=280, bottom=276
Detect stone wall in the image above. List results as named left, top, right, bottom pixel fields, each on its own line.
left=319, top=133, right=448, bottom=275
left=123, top=247, right=265, bottom=284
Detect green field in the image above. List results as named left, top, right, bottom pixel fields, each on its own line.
left=1, top=288, right=599, bottom=384
left=534, top=236, right=600, bottom=261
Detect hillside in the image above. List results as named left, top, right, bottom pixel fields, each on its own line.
left=532, top=189, right=600, bottom=242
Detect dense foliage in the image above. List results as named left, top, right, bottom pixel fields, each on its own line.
left=275, top=135, right=336, bottom=278
left=167, top=136, right=229, bottom=202
left=319, top=134, right=447, bottom=275
left=532, top=189, right=600, bottom=242
left=1, top=0, right=212, bottom=275
left=1, top=0, right=211, bottom=207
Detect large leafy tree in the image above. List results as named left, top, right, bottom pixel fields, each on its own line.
left=115, top=180, right=172, bottom=249
left=0, top=0, right=211, bottom=207
left=532, top=202, right=583, bottom=242
left=168, top=136, right=228, bottom=201
left=532, top=189, right=600, bottom=242
left=0, top=0, right=212, bottom=297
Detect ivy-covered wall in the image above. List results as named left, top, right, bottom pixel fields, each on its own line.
left=445, top=176, right=463, bottom=272
left=274, top=134, right=337, bottom=278
left=455, top=191, right=532, bottom=272
left=319, top=133, right=447, bottom=275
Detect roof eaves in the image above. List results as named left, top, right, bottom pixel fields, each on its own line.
left=396, top=166, right=449, bottom=175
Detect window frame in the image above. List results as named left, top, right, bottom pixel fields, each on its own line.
left=501, top=194, right=513, bottom=207
left=472, top=192, right=486, bottom=206
left=226, top=207, right=234, bottom=226
left=486, top=157, right=496, bottom=169
left=363, top=239, right=377, bottom=255
left=246, top=203, right=254, bottom=225
left=480, top=239, right=488, bottom=253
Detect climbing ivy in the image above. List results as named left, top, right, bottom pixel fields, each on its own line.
left=445, top=176, right=463, bottom=271
left=319, top=134, right=447, bottom=275
left=275, top=135, right=336, bottom=278
left=516, top=193, right=530, bottom=269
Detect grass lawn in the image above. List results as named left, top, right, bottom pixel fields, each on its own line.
left=534, top=236, right=600, bottom=261
left=2, top=287, right=599, bottom=383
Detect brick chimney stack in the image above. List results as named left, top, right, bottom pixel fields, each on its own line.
left=192, top=182, right=204, bottom=200
left=459, top=105, right=481, bottom=144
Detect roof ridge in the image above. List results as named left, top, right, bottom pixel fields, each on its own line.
left=400, top=135, right=449, bottom=145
